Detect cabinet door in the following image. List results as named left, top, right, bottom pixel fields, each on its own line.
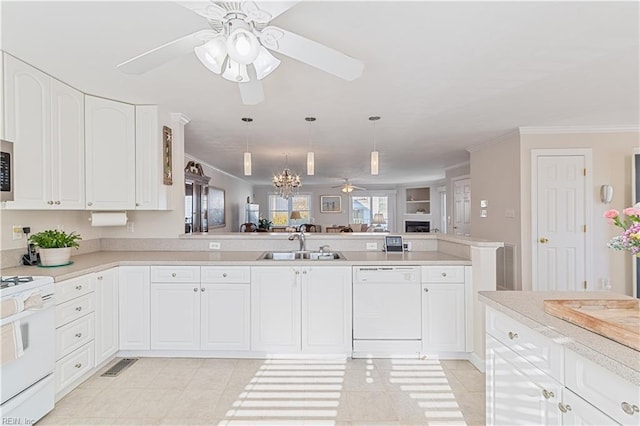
left=85, top=95, right=135, bottom=210
left=201, top=283, right=250, bottom=351
left=422, top=283, right=465, bottom=352
left=135, top=105, right=167, bottom=210
left=302, top=266, right=351, bottom=353
left=150, top=283, right=200, bottom=350
left=3, top=54, right=51, bottom=209
left=118, top=266, right=150, bottom=350
left=95, top=268, right=118, bottom=365
left=50, top=79, right=84, bottom=209
left=486, top=335, right=562, bottom=426
left=251, top=267, right=301, bottom=352
left=561, top=388, right=618, bottom=426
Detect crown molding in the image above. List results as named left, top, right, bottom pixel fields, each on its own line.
left=519, top=125, right=640, bottom=135
left=443, top=160, right=470, bottom=171
left=185, top=153, right=252, bottom=185
left=170, top=113, right=191, bottom=125
left=466, top=129, right=520, bottom=153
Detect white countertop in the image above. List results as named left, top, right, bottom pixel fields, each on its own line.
left=479, top=290, right=640, bottom=385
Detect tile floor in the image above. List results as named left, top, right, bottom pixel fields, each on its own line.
left=40, top=357, right=486, bottom=425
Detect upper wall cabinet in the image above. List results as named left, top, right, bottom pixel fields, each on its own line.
left=3, top=54, right=85, bottom=209
left=85, top=95, right=135, bottom=210
left=135, top=105, right=168, bottom=210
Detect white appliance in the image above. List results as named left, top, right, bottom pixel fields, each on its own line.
left=243, top=203, right=259, bottom=224
left=352, top=266, right=422, bottom=356
left=0, top=276, right=55, bottom=423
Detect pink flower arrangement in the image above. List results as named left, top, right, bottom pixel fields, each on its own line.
left=604, top=204, right=640, bottom=257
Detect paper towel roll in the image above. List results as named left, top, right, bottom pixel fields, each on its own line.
left=90, top=212, right=128, bottom=227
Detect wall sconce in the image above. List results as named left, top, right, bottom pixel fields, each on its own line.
left=600, top=184, right=614, bottom=204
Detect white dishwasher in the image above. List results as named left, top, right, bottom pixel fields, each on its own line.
left=352, top=266, right=422, bottom=356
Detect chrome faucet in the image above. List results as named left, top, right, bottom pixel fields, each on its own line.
left=288, top=229, right=306, bottom=251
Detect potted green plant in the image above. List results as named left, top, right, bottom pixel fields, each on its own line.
left=258, top=217, right=272, bottom=231
left=29, top=229, right=82, bottom=266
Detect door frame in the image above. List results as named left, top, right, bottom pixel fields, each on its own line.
left=531, top=148, right=593, bottom=290
left=451, top=175, right=471, bottom=236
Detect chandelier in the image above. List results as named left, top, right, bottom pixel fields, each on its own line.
left=273, top=157, right=302, bottom=199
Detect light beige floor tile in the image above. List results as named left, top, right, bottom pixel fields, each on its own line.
left=146, top=368, right=198, bottom=390
left=78, top=374, right=117, bottom=390
left=37, top=415, right=115, bottom=425
left=345, top=391, right=397, bottom=422
left=164, top=389, right=223, bottom=420
left=440, top=359, right=479, bottom=371
left=118, top=388, right=183, bottom=419
left=342, top=369, right=385, bottom=392
left=113, top=418, right=163, bottom=425
left=447, top=368, right=486, bottom=393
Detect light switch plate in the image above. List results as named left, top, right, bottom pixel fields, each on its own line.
left=12, top=225, right=23, bottom=240
left=209, top=242, right=221, bottom=250
left=366, top=242, right=377, bottom=250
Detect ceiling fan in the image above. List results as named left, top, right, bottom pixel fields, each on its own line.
left=117, top=1, right=365, bottom=105
left=332, top=178, right=366, bottom=193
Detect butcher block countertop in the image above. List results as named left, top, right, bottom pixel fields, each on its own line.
left=1, top=250, right=470, bottom=282
left=479, top=291, right=640, bottom=385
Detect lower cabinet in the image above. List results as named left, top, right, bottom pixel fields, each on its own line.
left=94, top=267, right=118, bottom=365
left=150, top=282, right=200, bottom=350
left=421, top=283, right=465, bottom=352
left=118, top=266, right=150, bottom=350
left=251, top=266, right=351, bottom=353
left=560, top=388, right=616, bottom=425
left=201, top=282, right=250, bottom=351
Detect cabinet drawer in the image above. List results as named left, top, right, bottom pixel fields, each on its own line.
left=421, top=266, right=465, bottom=283
left=55, top=313, right=95, bottom=360
left=55, top=293, right=95, bottom=328
left=55, top=343, right=95, bottom=393
left=55, top=275, right=95, bottom=305
left=150, top=266, right=200, bottom=283
left=565, top=349, right=639, bottom=425
left=201, top=266, right=250, bottom=283
left=486, top=307, right=563, bottom=381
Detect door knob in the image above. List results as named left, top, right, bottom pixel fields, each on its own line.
left=539, top=237, right=549, bottom=243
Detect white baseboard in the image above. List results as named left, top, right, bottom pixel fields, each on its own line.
left=469, top=352, right=485, bottom=373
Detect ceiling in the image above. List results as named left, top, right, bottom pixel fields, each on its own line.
left=2, top=1, right=639, bottom=187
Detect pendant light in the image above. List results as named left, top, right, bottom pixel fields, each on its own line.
left=242, top=117, right=253, bottom=176
left=369, top=116, right=380, bottom=175
left=305, top=117, right=316, bottom=175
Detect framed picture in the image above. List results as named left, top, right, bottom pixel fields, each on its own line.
left=162, top=126, right=173, bottom=185
left=320, top=195, right=341, bottom=213
left=208, top=186, right=225, bottom=228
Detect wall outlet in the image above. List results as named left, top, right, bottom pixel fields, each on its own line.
left=366, top=242, right=377, bottom=250
left=12, top=225, right=23, bottom=240
left=126, top=221, right=135, bottom=233
left=209, top=242, right=221, bottom=250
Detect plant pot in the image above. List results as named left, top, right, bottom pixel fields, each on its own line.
left=39, top=247, right=72, bottom=266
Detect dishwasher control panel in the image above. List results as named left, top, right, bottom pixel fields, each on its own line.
left=353, top=266, right=420, bottom=283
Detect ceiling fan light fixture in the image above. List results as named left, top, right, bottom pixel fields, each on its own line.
left=194, top=37, right=227, bottom=74
left=341, top=185, right=353, bottom=193
left=222, top=58, right=250, bottom=82
left=226, top=28, right=260, bottom=65
left=253, top=46, right=281, bottom=80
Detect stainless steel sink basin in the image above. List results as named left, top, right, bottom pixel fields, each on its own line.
left=258, top=251, right=344, bottom=260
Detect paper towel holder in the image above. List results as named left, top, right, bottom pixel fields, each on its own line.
left=89, top=211, right=128, bottom=227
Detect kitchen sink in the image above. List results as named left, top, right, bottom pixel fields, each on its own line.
left=258, top=251, right=344, bottom=260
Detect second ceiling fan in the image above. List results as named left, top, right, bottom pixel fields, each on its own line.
left=117, top=1, right=365, bottom=105
left=333, top=178, right=366, bottom=193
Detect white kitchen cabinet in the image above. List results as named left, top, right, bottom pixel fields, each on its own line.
left=251, top=266, right=301, bottom=352
left=421, top=283, right=465, bottom=352
left=135, top=105, right=168, bottom=210
left=85, top=95, right=135, bottom=210
left=3, top=54, right=85, bottom=209
left=150, top=282, right=201, bottom=350
left=201, top=266, right=251, bottom=351
left=302, top=266, right=352, bottom=353
left=486, top=334, right=563, bottom=425
left=560, top=388, right=617, bottom=425
left=118, top=266, right=150, bottom=350
left=251, top=266, right=351, bottom=354
left=94, top=268, right=118, bottom=366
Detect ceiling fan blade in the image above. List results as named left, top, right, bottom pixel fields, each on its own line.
left=249, top=1, right=300, bottom=22
left=175, top=1, right=227, bottom=21
left=117, top=29, right=215, bottom=74
left=238, top=66, right=265, bottom=105
left=259, top=26, right=364, bottom=81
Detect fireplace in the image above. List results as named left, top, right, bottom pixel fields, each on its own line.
left=405, top=220, right=430, bottom=232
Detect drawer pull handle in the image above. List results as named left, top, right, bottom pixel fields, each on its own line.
left=424, top=288, right=429, bottom=293
left=172, top=273, right=177, bottom=277
left=97, top=276, right=103, bottom=280
left=441, top=272, right=447, bottom=277
left=508, top=331, right=518, bottom=340
left=201, top=288, right=206, bottom=292
left=542, top=389, right=555, bottom=400
left=75, top=363, right=82, bottom=369
left=621, top=402, right=639, bottom=416
left=193, top=288, right=198, bottom=292
left=75, top=333, right=82, bottom=338
left=75, top=306, right=82, bottom=312
left=75, top=285, right=82, bottom=290
left=55, top=201, right=61, bottom=205
left=558, top=402, right=572, bottom=413
left=222, top=273, right=228, bottom=277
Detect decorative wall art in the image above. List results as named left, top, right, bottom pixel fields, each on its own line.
left=163, top=126, right=173, bottom=185
left=320, top=195, right=341, bottom=213
left=209, top=186, right=226, bottom=228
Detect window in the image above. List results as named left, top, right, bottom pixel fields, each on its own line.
left=351, top=195, right=391, bottom=230
left=268, top=194, right=311, bottom=227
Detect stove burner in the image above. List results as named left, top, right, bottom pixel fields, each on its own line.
left=0, top=276, right=34, bottom=289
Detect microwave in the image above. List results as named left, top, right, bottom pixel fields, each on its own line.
left=1, top=140, right=14, bottom=201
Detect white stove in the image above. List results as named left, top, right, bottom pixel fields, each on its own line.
left=0, top=274, right=55, bottom=423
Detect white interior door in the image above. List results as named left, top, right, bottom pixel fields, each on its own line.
left=534, top=154, right=587, bottom=291
left=453, top=178, right=471, bottom=236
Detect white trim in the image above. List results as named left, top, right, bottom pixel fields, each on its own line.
left=170, top=112, right=191, bottom=126
left=531, top=148, right=593, bottom=291
left=444, top=161, right=470, bottom=171
left=632, top=147, right=640, bottom=298
left=520, top=126, right=640, bottom=135
left=465, top=129, right=520, bottom=153
left=468, top=352, right=485, bottom=373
